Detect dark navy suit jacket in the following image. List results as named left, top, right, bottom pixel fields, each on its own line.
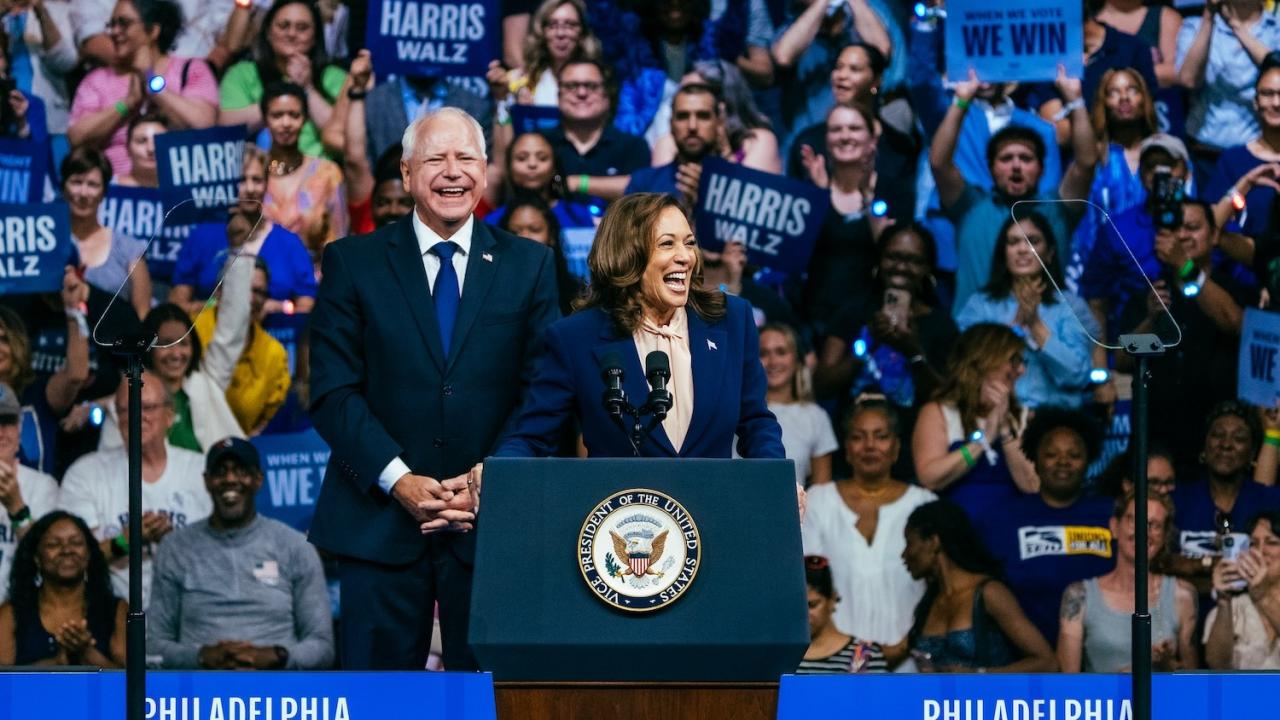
left=498, top=295, right=784, bottom=459
left=307, top=216, right=560, bottom=565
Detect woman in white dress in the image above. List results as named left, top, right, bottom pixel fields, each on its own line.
left=757, top=323, right=838, bottom=486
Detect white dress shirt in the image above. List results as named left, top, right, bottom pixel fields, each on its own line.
left=377, top=211, right=476, bottom=494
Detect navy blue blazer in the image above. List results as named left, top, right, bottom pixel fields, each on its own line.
left=307, top=216, right=560, bottom=565
left=498, top=295, right=784, bottom=459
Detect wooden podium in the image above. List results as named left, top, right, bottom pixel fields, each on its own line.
left=495, top=682, right=779, bottom=720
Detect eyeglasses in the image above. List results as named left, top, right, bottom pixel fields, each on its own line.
left=561, top=81, right=604, bottom=95
left=544, top=19, right=582, bottom=32
left=105, top=16, right=138, bottom=30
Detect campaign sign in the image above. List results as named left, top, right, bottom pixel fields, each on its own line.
left=155, top=125, right=246, bottom=225
left=512, top=104, right=561, bottom=135
left=779, top=673, right=1279, bottom=719
left=252, top=427, right=330, bottom=533
left=0, top=670, right=497, bottom=719
left=0, top=202, right=73, bottom=294
left=0, top=137, right=47, bottom=204
left=945, top=0, right=1083, bottom=83
left=695, top=157, right=829, bottom=275
left=1238, top=308, right=1280, bottom=407
left=99, top=185, right=193, bottom=282
left=263, top=311, right=309, bottom=376
left=367, top=0, right=499, bottom=78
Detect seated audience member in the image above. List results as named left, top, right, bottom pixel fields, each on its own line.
left=1058, top=492, right=1199, bottom=672
left=755, top=323, right=838, bottom=487
left=803, top=398, right=935, bottom=648
left=260, top=81, right=348, bottom=261
left=0, top=383, right=58, bottom=603
left=1176, top=0, right=1280, bottom=180
left=980, top=408, right=1115, bottom=647
left=58, top=373, right=211, bottom=605
left=112, top=113, right=168, bottom=188
left=148, top=438, right=334, bottom=669
left=170, top=147, right=316, bottom=315
left=800, top=103, right=902, bottom=334
left=193, top=259, right=291, bottom=436
left=1117, top=204, right=1257, bottom=466
left=649, top=60, right=781, bottom=174
left=487, top=0, right=601, bottom=107
left=67, top=0, right=218, bottom=177
left=815, top=223, right=956, bottom=427
left=930, top=69, right=1096, bottom=311
left=1207, top=54, right=1280, bottom=242
left=1205, top=510, right=1280, bottom=669
left=0, top=511, right=126, bottom=667
left=63, top=147, right=152, bottom=320
left=487, top=132, right=601, bottom=278
left=913, top=323, right=1037, bottom=521
left=548, top=59, right=651, bottom=199
left=1097, top=443, right=1179, bottom=499
left=904, top=500, right=1057, bottom=672
left=218, top=0, right=346, bottom=157
left=957, top=213, right=1099, bottom=410
left=496, top=197, right=583, bottom=317
left=797, top=555, right=889, bottom=673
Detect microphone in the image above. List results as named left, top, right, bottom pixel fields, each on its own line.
left=644, top=351, right=672, bottom=422
left=600, top=351, right=626, bottom=418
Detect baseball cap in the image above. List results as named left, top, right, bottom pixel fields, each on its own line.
left=0, top=382, right=20, bottom=422
left=1138, top=134, right=1191, bottom=168
left=205, top=437, right=261, bottom=475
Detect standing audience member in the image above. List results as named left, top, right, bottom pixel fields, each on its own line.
left=798, top=555, right=889, bottom=673
left=0, top=383, right=58, bottom=603
left=148, top=438, right=334, bottom=669
left=1058, top=493, right=1199, bottom=672
left=758, top=323, right=838, bottom=487
left=803, top=398, right=935, bottom=648
left=487, top=0, right=601, bottom=107
left=1205, top=510, right=1280, bottom=669
left=58, top=373, right=210, bottom=605
left=67, top=0, right=218, bottom=177
left=650, top=60, right=782, bottom=174
left=1206, top=53, right=1280, bottom=242
left=626, top=84, right=732, bottom=204
left=0, top=511, right=126, bottom=667
left=1, top=0, right=76, bottom=134
left=1094, top=0, right=1182, bottom=88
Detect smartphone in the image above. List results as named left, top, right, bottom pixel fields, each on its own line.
left=883, top=288, right=910, bottom=329
left=1221, top=533, right=1251, bottom=591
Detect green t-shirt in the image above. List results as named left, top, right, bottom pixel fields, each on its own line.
left=219, top=61, right=348, bottom=158
left=167, top=388, right=202, bottom=453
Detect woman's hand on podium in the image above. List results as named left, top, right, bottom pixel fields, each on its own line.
left=797, top=483, right=807, bottom=522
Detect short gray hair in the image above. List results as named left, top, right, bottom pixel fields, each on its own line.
left=400, top=107, right=488, bottom=164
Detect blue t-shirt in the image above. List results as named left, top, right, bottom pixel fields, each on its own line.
left=172, top=223, right=317, bottom=301
left=1207, top=145, right=1271, bottom=242
left=1078, top=205, right=1159, bottom=338
left=1171, top=475, right=1280, bottom=559
left=980, top=494, right=1115, bottom=646
left=625, top=163, right=679, bottom=196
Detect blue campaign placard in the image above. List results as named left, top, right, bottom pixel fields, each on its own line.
left=0, top=136, right=47, bottom=204
left=252, top=427, right=330, bottom=533
left=1238, top=308, right=1280, bottom=407
left=694, top=156, right=829, bottom=275
left=0, top=670, right=497, bottom=719
left=155, top=125, right=246, bottom=225
left=945, top=0, right=1083, bottom=83
left=778, top=673, right=1280, bottom=719
left=511, top=104, right=560, bottom=135
left=0, top=201, right=73, bottom=294
left=99, top=185, right=193, bottom=283
left=366, top=0, right=500, bottom=78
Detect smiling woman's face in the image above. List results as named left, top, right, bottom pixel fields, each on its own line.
left=639, top=206, right=697, bottom=323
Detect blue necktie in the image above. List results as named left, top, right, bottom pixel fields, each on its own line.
left=431, top=241, right=460, bottom=356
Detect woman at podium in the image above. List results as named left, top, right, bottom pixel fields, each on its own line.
left=497, top=192, right=785, bottom=461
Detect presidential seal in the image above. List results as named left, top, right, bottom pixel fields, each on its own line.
left=578, top=488, right=701, bottom=612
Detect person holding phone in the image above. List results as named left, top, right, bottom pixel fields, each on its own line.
left=957, top=212, right=1099, bottom=409
left=1205, top=510, right=1280, bottom=669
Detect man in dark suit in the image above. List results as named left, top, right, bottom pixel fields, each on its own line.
left=307, top=107, right=560, bottom=670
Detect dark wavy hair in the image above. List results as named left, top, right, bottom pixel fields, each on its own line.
left=127, top=0, right=184, bottom=54
left=906, top=500, right=1005, bottom=645
left=503, top=132, right=567, bottom=202
left=260, top=81, right=309, bottom=123
left=983, top=211, right=1064, bottom=305
left=577, top=193, right=725, bottom=333
left=8, top=512, right=118, bottom=638
left=1019, top=406, right=1103, bottom=464
left=254, top=0, right=329, bottom=91
left=805, top=555, right=835, bottom=599
left=1204, top=399, right=1264, bottom=456
left=143, top=303, right=202, bottom=377
left=498, top=194, right=583, bottom=316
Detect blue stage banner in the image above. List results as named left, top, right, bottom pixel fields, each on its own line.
left=778, top=673, right=1280, bottom=719
left=511, top=105, right=560, bottom=136
left=155, top=125, right=246, bottom=225
left=251, top=427, right=330, bottom=533
left=366, top=0, right=499, bottom=79
left=945, top=0, right=1083, bottom=83
left=0, top=201, right=73, bottom=294
left=694, top=157, right=829, bottom=275
left=0, top=137, right=47, bottom=204
left=99, top=185, right=193, bottom=283
left=263, top=311, right=309, bottom=377
left=0, top=670, right=497, bottom=719
left=1238, top=308, right=1280, bottom=408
